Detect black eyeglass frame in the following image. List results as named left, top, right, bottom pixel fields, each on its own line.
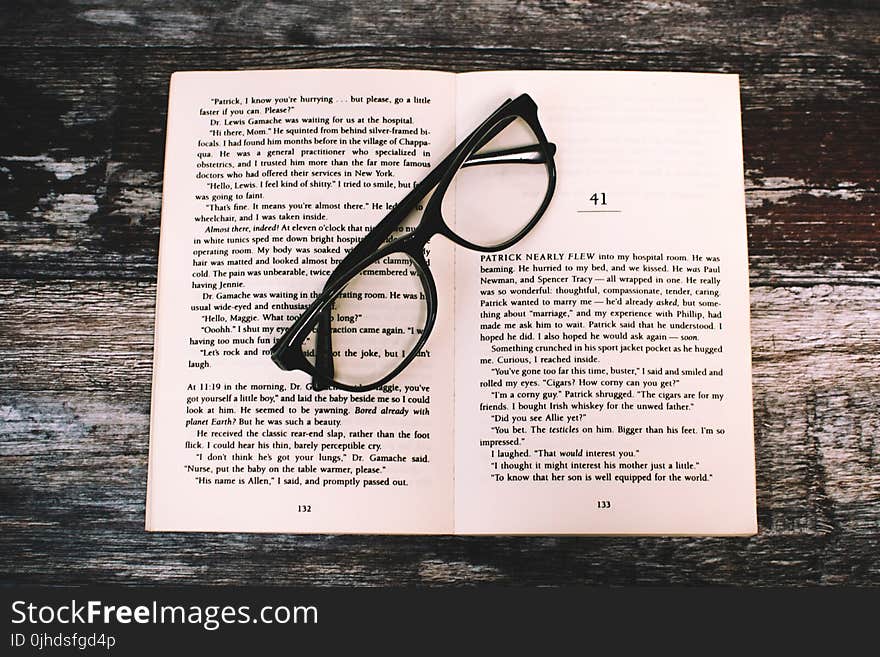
left=270, top=93, right=557, bottom=392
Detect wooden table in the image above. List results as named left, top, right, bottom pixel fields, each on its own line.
left=2, top=1, right=877, bottom=585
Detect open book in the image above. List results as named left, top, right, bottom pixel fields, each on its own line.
left=147, top=69, right=757, bottom=535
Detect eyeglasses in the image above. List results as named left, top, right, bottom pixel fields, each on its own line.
left=270, top=93, right=557, bottom=392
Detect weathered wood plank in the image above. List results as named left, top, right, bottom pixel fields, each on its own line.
left=1, top=279, right=877, bottom=584
left=1, top=47, right=877, bottom=281
left=2, top=0, right=878, bottom=58
left=2, top=0, right=878, bottom=588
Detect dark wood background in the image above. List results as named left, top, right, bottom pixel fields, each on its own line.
left=1, top=1, right=877, bottom=586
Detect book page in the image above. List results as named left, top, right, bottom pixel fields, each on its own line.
left=453, top=71, right=756, bottom=534
left=147, top=69, right=457, bottom=533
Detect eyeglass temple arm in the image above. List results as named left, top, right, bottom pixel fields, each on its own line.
left=461, top=142, right=556, bottom=167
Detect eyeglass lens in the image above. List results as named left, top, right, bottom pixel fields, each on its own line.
left=441, top=116, right=550, bottom=247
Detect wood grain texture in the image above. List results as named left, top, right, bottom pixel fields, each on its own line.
left=2, top=1, right=878, bottom=55
left=1, top=45, right=877, bottom=281
left=1, top=0, right=878, bottom=585
left=1, top=276, right=877, bottom=585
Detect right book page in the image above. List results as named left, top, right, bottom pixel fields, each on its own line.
left=452, top=71, right=757, bottom=535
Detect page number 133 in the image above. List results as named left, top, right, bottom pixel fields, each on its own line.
left=597, top=500, right=612, bottom=509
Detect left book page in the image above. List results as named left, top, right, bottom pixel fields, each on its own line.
left=147, top=69, right=457, bottom=533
